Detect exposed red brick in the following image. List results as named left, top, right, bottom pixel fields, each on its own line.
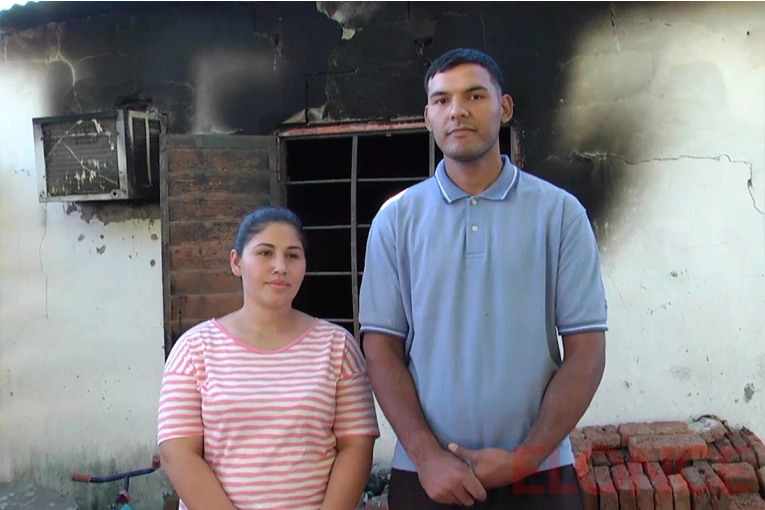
left=607, top=449, right=628, bottom=466
left=740, top=428, right=765, bottom=468
left=713, top=463, right=760, bottom=495
left=707, top=444, right=723, bottom=463
left=618, top=421, right=691, bottom=447
left=592, top=450, right=610, bottom=467
left=730, top=431, right=760, bottom=468
left=627, top=463, right=655, bottom=510
left=579, top=467, right=599, bottom=510
left=584, top=425, right=622, bottom=450
left=612, top=464, right=637, bottom=510
left=729, top=494, right=765, bottom=510
left=669, top=474, right=692, bottom=510
left=629, top=434, right=707, bottom=463
left=573, top=438, right=593, bottom=479
left=681, top=466, right=712, bottom=510
left=717, top=437, right=743, bottom=463
left=571, top=428, right=586, bottom=442
left=660, top=460, right=674, bottom=477
left=695, top=461, right=731, bottom=510
left=595, top=465, right=619, bottom=510
left=644, top=461, right=674, bottom=510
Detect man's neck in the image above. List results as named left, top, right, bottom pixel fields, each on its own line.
left=443, top=151, right=505, bottom=197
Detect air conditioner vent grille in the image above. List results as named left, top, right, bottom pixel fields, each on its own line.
left=41, top=118, right=120, bottom=197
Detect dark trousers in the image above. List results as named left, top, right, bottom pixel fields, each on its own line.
left=388, top=464, right=586, bottom=510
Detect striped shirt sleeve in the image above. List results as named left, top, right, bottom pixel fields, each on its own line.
left=157, top=336, right=204, bottom=445
left=333, top=334, right=380, bottom=439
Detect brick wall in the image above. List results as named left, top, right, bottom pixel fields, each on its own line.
left=360, top=417, right=765, bottom=510
left=572, top=419, right=765, bottom=510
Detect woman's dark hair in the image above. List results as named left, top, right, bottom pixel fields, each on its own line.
left=233, top=206, right=307, bottom=256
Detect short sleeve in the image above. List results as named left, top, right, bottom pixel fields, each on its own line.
left=555, top=206, right=609, bottom=336
left=157, top=337, right=204, bottom=445
left=333, top=335, right=380, bottom=439
left=359, top=204, right=409, bottom=340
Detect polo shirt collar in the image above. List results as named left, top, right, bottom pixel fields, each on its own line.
left=434, top=154, right=519, bottom=203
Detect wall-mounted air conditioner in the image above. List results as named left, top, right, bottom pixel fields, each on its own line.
left=33, top=109, right=166, bottom=202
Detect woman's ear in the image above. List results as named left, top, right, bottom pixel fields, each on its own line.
left=230, top=249, right=243, bottom=277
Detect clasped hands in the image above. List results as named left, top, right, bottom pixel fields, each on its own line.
left=416, top=442, right=542, bottom=506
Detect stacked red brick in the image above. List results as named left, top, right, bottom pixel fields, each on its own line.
left=572, top=420, right=765, bottom=510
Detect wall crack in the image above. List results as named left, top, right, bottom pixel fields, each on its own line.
left=551, top=152, right=764, bottom=216
left=609, top=2, right=622, bottom=53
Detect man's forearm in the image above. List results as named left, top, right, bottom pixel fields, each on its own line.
left=364, top=333, right=441, bottom=467
left=518, top=332, right=606, bottom=468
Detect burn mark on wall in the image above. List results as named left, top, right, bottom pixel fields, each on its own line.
left=2, top=1, right=712, bottom=233
left=1, top=0, right=659, bottom=241
left=63, top=202, right=160, bottom=226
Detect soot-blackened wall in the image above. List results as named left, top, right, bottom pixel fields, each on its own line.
left=0, top=1, right=618, bottom=225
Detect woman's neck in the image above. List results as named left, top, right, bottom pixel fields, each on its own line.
left=236, top=301, right=295, bottom=335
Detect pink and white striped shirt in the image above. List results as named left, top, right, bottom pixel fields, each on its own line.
left=157, top=318, right=380, bottom=510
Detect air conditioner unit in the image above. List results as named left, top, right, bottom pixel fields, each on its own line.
left=33, top=109, right=166, bottom=202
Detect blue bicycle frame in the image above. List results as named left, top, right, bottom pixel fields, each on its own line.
left=71, top=455, right=161, bottom=510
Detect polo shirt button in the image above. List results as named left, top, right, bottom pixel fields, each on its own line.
left=471, top=198, right=478, bottom=205
left=471, top=225, right=478, bottom=232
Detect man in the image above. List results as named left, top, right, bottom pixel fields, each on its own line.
left=358, top=48, right=609, bottom=510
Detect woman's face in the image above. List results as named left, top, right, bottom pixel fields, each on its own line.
left=230, top=222, right=306, bottom=310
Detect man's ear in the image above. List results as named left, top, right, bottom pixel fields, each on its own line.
left=501, top=94, right=514, bottom=123
left=424, top=105, right=433, bottom=132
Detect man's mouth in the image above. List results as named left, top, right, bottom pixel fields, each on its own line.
left=448, top=127, right=475, bottom=135
left=267, top=280, right=289, bottom=289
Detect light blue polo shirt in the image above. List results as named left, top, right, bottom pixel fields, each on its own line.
left=359, top=154, right=608, bottom=474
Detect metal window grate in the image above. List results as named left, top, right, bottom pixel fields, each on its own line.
left=284, top=131, right=437, bottom=340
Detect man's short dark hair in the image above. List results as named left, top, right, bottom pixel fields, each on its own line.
left=423, top=48, right=505, bottom=95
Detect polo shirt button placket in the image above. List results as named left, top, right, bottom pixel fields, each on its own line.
left=467, top=197, right=484, bottom=256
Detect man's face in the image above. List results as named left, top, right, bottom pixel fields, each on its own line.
left=424, top=63, right=513, bottom=163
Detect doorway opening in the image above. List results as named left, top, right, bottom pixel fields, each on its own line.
left=279, top=122, right=520, bottom=339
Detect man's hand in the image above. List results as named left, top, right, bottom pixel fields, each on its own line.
left=416, top=446, right=488, bottom=506
left=448, top=443, right=539, bottom=490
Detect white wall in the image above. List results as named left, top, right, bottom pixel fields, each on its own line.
left=559, top=2, right=765, bottom=439
left=0, top=58, right=170, bottom=507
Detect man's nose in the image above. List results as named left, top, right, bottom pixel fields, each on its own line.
left=449, top=99, right=469, bottom=118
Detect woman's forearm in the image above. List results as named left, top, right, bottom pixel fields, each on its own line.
left=321, top=444, right=374, bottom=510
left=163, top=452, right=238, bottom=510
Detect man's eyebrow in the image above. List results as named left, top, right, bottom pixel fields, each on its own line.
left=429, top=85, right=489, bottom=98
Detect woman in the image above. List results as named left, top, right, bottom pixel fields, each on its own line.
left=157, top=206, right=380, bottom=510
